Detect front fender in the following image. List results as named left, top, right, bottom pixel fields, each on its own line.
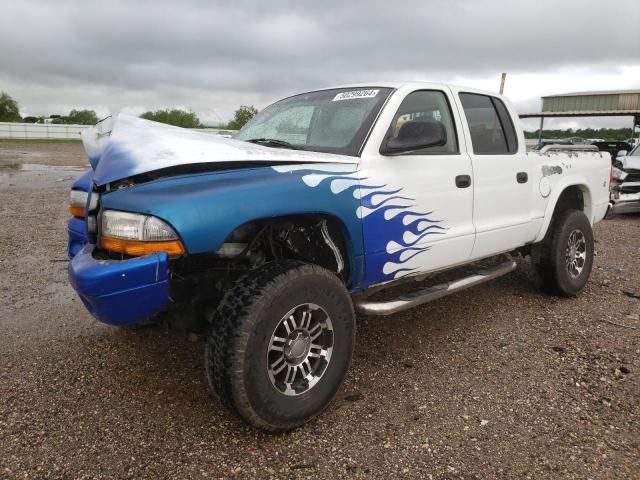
left=101, top=164, right=366, bottom=286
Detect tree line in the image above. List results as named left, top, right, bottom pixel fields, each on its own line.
left=0, top=91, right=258, bottom=129
left=4, top=90, right=635, bottom=138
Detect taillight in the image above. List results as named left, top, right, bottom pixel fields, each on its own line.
left=611, top=166, right=628, bottom=184
left=610, top=166, right=613, bottom=186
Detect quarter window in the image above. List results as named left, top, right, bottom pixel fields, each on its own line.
left=383, top=90, right=459, bottom=155
left=459, top=93, right=518, bottom=154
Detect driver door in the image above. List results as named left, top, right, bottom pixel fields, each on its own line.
left=358, top=88, right=475, bottom=286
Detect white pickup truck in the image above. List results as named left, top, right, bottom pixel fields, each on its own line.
left=68, top=82, right=611, bottom=431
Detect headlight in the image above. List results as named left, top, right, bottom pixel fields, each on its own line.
left=100, top=210, right=185, bottom=256
left=69, top=190, right=88, bottom=217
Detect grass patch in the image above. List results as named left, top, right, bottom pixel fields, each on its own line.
left=0, top=138, right=82, bottom=144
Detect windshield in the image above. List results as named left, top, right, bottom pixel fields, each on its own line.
left=630, top=145, right=640, bottom=156
left=235, top=87, right=393, bottom=156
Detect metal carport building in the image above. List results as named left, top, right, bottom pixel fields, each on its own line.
left=519, top=89, right=640, bottom=142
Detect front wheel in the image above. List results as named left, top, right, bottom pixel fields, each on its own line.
left=205, top=260, right=355, bottom=432
left=531, top=209, right=594, bottom=296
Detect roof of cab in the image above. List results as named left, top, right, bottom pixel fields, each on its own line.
left=300, top=81, right=504, bottom=98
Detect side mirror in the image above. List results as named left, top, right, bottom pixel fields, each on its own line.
left=617, top=150, right=628, bottom=157
left=381, top=119, right=447, bottom=155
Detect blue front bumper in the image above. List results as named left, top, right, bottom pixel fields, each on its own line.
left=68, top=245, right=170, bottom=326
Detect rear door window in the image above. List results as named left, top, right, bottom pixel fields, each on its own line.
left=459, top=93, right=518, bottom=154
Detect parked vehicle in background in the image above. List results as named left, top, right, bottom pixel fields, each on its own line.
left=611, top=144, right=640, bottom=214
left=215, top=130, right=234, bottom=138
left=66, top=82, right=611, bottom=431
left=591, top=140, right=633, bottom=162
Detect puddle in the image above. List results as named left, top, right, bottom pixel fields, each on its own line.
left=0, top=163, right=87, bottom=189
left=0, top=162, right=22, bottom=172
left=19, top=163, right=86, bottom=172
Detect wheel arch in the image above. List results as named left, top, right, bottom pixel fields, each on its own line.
left=223, top=213, right=361, bottom=288
left=535, top=182, right=593, bottom=243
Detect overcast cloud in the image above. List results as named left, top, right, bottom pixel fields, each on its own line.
left=1, top=0, right=638, bottom=129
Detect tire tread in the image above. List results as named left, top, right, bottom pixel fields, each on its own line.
left=205, top=260, right=353, bottom=431
left=531, top=208, right=594, bottom=297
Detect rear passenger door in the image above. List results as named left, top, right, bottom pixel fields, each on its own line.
left=453, top=91, right=536, bottom=260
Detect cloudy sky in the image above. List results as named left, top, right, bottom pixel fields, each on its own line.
left=1, top=0, right=638, bottom=129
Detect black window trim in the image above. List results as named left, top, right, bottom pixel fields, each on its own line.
left=358, top=87, right=397, bottom=156
left=379, top=89, right=461, bottom=156
left=491, top=96, right=519, bottom=154
left=458, top=91, right=519, bottom=156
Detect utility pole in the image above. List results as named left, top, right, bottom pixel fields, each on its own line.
left=499, top=73, right=507, bottom=95
left=538, top=116, right=544, bottom=145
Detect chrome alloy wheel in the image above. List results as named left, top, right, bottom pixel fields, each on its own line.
left=267, top=303, right=334, bottom=396
left=566, top=229, right=587, bottom=279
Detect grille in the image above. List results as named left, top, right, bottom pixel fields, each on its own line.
left=624, top=169, right=640, bottom=183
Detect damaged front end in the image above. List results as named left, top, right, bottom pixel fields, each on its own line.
left=166, top=216, right=349, bottom=331
left=67, top=114, right=362, bottom=328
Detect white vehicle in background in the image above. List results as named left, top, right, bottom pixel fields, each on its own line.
left=612, top=144, right=640, bottom=213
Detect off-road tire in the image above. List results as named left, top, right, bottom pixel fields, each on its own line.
left=531, top=209, right=594, bottom=296
left=205, top=260, right=355, bottom=432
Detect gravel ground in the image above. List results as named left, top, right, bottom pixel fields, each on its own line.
left=0, top=143, right=638, bottom=479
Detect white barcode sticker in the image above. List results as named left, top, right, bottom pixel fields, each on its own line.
left=332, top=89, right=379, bottom=101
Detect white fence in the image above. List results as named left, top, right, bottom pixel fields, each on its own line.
left=0, top=122, right=91, bottom=139
left=0, top=122, right=236, bottom=140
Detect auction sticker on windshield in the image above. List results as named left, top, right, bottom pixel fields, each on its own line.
left=333, top=89, right=379, bottom=101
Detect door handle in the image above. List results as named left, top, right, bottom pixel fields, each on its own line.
left=455, top=174, right=471, bottom=188
left=517, top=172, right=528, bottom=184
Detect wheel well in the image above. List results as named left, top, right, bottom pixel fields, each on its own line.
left=523, top=185, right=589, bottom=258
left=554, top=186, right=585, bottom=215
left=165, top=214, right=353, bottom=331
left=545, top=184, right=594, bottom=238
left=224, top=214, right=352, bottom=285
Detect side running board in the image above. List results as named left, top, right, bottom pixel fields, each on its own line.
left=354, top=258, right=517, bottom=316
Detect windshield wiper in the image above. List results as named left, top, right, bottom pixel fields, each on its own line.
left=245, top=138, right=299, bottom=150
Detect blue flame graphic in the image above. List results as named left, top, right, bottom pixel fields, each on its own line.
left=273, top=166, right=445, bottom=285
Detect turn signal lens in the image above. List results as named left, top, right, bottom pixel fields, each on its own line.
left=100, top=237, right=186, bottom=256
left=69, top=206, right=86, bottom=217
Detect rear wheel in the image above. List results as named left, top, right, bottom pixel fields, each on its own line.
left=531, top=209, right=594, bottom=296
left=205, top=260, right=355, bottom=432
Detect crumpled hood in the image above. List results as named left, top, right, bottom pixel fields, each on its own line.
left=81, top=113, right=358, bottom=186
